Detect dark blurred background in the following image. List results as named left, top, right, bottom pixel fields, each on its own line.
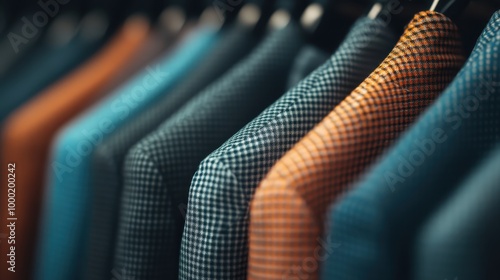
left=0, top=0, right=499, bottom=65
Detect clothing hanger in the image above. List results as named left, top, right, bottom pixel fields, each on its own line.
left=155, top=0, right=217, bottom=39
left=155, top=0, right=188, bottom=35
left=236, top=0, right=278, bottom=32
left=301, top=0, right=362, bottom=52
left=300, top=0, right=329, bottom=35
left=366, top=0, right=415, bottom=36
left=197, top=0, right=228, bottom=29
left=427, top=0, right=471, bottom=19
left=268, top=0, right=311, bottom=30
left=210, top=0, right=245, bottom=25
left=283, top=0, right=312, bottom=21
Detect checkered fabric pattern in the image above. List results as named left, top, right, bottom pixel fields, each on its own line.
left=84, top=24, right=260, bottom=280
left=114, top=22, right=305, bottom=280
left=415, top=146, right=500, bottom=280
left=248, top=11, right=466, bottom=280
left=179, top=17, right=399, bottom=280
left=322, top=11, right=500, bottom=280
left=34, top=27, right=218, bottom=280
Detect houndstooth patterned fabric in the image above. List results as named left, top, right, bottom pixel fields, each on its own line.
left=114, top=22, right=305, bottom=280
left=84, top=23, right=260, bottom=280
left=414, top=146, right=500, bottom=280
left=322, top=11, right=500, bottom=280
left=179, top=17, right=399, bottom=280
left=248, top=11, right=466, bottom=280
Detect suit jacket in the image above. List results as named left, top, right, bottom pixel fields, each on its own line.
left=116, top=22, right=305, bottom=280
left=249, top=11, right=465, bottom=280
left=85, top=22, right=260, bottom=280
left=179, top=17, right=398, bottom=280
left=0, top=16, right=151, bottom=280
left=414, top=145, right=500, bottom=280
left=322, top=10, right=500, bottom=280
left=33, top=26, right=218, bottom=280
left=249, top=10, right=464, bottom=279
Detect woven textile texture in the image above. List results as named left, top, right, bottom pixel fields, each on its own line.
left=85, top=23, right=261, bottom=280
left=179, top=17, right=398, bottom=280
left=33, top=27, right=217, bottom=280
left=322, top=10, right=499, bottom=280
left=115, top=23, right=304, bottom=280
left=248, top=11, right=466, bottom=280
